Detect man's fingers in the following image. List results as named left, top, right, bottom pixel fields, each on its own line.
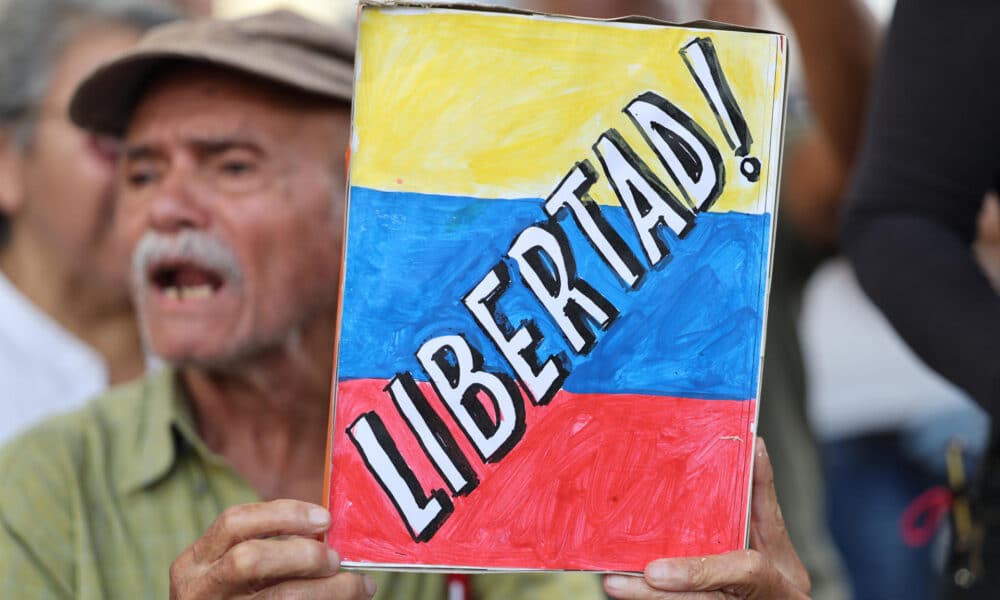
left=252, top=571, right=377, bottom=600
left=643, top=552, right=771, bottom=592
left=748, top=438, right=787, bottom=551
left=603, top=573, right=722, bottom=599
left=221, top=537, right=339, bottom=590
left=606, top=550, right=809, bottom=599
left=634, top=551, right=809, bottom=599
left=191, top=499, right=331, bottom=563
left=748, top=437, right=810, bottom=593
left=169, top=500, right=350, bottom=600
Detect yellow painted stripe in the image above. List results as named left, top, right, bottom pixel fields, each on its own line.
left=352, top=8, right=784, bottom=213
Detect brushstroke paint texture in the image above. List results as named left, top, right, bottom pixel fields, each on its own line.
left=351, top=9, right=784, bottom=213
left=329, top=380, right=755, bottom=571
left=338, top=187, right=770, bottom=399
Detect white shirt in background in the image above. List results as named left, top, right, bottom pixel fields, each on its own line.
left=0, top=272, right=108, bottom=445
left=800, top=258, right=985, bottom=441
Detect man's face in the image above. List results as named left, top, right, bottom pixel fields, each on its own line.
left=120, top=68, right=349, bottom=366
left=7, top=24, right=140, bottom=291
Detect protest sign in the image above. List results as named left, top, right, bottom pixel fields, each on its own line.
left=325, top=1, right=788, bottom=573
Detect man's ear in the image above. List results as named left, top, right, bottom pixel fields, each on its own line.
left=0, top=131, right=26, bottom=218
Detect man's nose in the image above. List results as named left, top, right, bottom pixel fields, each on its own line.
left=148, top=161, right=210, bottom=233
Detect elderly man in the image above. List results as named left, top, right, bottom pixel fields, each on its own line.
left=0, top=11, right=599, bottom=599
left=0, top=0, right=176, bottom=443
left=0, top=9, right=807, bottom=600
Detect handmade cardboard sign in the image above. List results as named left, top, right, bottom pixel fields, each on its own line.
left=325, top=1, right=788, bottom=573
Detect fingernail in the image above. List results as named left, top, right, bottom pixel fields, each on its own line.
left=647, top=560, right=681, bottom=584
left=757, top=437, right=768, bottom=458
left=363, top=574, right=377, bottom=597
left=604, top=574, right=634, bottom=591
left=308, top=507, right=330, bottom=528
left=327, top=548, right=340, bottom=571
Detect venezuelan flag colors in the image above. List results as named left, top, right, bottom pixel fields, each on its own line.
left=326, top=3, right=787, bottom=573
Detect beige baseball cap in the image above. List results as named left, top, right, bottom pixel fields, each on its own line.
left=69, top=9, right=355, bottom=136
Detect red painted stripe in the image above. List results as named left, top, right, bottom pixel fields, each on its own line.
left=328, top=379, right=755, bottom=572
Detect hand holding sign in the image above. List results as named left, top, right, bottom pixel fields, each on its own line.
left=168, top=499, right=376, bottom=600
left=603, top=438, right=810, bottom=599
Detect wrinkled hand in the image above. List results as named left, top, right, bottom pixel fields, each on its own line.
left=169, top=499, right=376, bottom=600
left=604, top=437, right=811, bottom=599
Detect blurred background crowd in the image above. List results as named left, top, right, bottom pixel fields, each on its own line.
left=0, top=0, right=992, bottom=598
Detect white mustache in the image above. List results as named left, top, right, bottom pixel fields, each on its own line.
left=132, top=230, right=243, bottom=292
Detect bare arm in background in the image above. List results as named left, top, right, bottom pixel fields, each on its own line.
left=776, top=0, right=878, bottom=166
left=769, top=0, right=879, bottom=247
left=842, top=0, right=1000, bottom=414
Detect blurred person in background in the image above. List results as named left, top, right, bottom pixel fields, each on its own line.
left=802, top=223, right=990, bottom=600
left=0, top=0, right=177, bottom=443
left=175, top=0, right=213, bottom=17
left=788, top=2, right=996, bottom=599
left=523, top=1, right=877, bottom=599
left=0, top=10, right=603, bottom=599
left=803, top=136, right=995, bottom=600
left=842, top=0, right=1000, bottom=596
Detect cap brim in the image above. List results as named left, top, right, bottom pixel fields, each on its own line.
left=70, top=51, right=182, bottom=137
left=70, top=44, right=353, bottom=137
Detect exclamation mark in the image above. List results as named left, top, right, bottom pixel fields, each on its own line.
left=680, top=37, right=761, bottom=183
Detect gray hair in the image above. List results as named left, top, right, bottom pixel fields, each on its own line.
left=0, top=0, right=178, bottom=150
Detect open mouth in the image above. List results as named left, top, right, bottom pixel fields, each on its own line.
left=149, top=261, right=225, bottom=301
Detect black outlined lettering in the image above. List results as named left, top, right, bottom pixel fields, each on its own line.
left=347, top=412, right=454, bottom=542
left=625, top=91, right=725, bottom=212
left=386, top=373, right=480, bottom=495
left=680, top=37, right=760, bottom=183
left=544, top=161, right=645, bottom=289
left=464, top=262, right=569, bottom=406
left=594, top=128, right=695, bottom=267
left=416, top=335, right=526, bottom=463
left=508, top=220, right=619, bottom=355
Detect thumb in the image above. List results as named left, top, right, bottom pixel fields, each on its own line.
left=748, top=437, right=810, bottom=594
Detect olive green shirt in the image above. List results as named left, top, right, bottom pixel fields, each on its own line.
left=0, top=369, right=602, bottom=599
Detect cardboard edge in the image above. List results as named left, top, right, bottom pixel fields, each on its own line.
left=321, top=166, right=353, bottom=525
left=341, top=561, right=642, bottom=576
left=742, top=32, right=791, bottom=550
left=322, top=10, right=367, bottom=538
left=358, top=0, right=783, bottom=36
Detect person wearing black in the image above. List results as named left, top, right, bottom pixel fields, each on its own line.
left=842, top=0, right=1000, bottom=596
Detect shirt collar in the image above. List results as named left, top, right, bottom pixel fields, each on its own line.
left=119, top=367, right=224, bottom=493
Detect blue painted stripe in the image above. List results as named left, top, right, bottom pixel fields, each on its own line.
left=338, top=186, right=770, bottom=400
